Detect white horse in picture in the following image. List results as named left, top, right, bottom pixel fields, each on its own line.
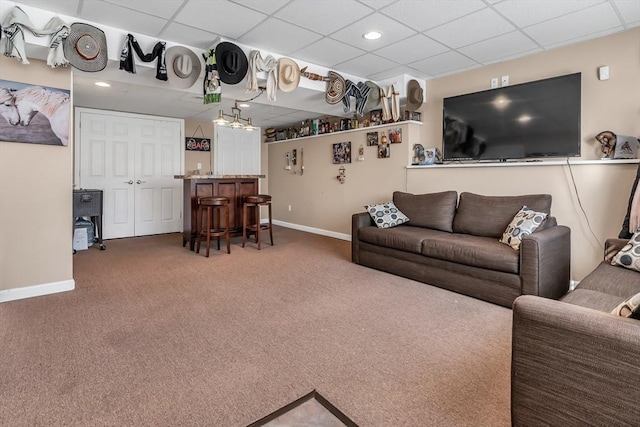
left=0, top=87, right=20, bottom=126
left=14, top=86, right=70, bottom=146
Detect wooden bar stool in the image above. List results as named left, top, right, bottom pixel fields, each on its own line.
left=242, top=194, right=273, bottom=250
left=196, top=196, right=230, bottom=257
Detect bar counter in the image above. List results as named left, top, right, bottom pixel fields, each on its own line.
left=175, top=174, right=266, bottom=250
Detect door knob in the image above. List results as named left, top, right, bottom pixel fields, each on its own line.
left=124, top=180, right=133, bottom=184
left=136, top=180, right=146, bottom=184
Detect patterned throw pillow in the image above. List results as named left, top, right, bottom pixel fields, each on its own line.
left=611, top=292, right=640, bottom=319
left=364, top=202, right=409, bottom=229
left=499, top=206, right=548, bottom=250
left=611, top=231, right=640, bottom=272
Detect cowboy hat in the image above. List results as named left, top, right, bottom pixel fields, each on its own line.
left=364, top=81, right=381, bottom=112
left=166, top=46, right=202, bottom=89
left=278, top=57, right=300, bottom=92
left=63, top=22, right=108, bottom=72
left=326, top=71, right=346, bottom=105
left=215, top=42, right=248, bottom=85
left=405, top=79, right=424, bottom=111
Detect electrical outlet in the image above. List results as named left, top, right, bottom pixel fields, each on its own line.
left=288, top=205, right=292, bottom=212
left=501, top=75, right=509, bottom=86
left=197, top=162, right=202, bottom=170
left=490, top=78, right=498, bottom=89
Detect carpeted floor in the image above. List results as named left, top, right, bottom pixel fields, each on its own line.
left=0, top=227, right=512, bottom=426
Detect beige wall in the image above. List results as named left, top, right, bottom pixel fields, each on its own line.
left=268, top=28, right=640, bottom=281
left=0, top=57, right=73, bottom=293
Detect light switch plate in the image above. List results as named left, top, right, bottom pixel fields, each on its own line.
left=598, top=66, right=609, bottom=80
left=491, top=78, right=499, bottom=89
left=501, top=75, right=509, bottom=86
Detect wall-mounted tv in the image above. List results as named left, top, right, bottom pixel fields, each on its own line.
left=442, top=73, right=581, bottom=162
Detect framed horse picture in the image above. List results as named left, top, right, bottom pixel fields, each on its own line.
left=0, top=79, right=70, bottom=146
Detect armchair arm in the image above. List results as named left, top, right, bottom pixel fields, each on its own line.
left=351, top=212, right=373, bottom=263
left=520, top=224, right=571, bottom=300
left=512, top=295, right=640, bottom=426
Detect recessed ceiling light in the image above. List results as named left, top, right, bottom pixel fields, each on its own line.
left=363, top=31, right=382, bottom=40
left=94, top=81, right=111, bottom=87
left=238, top=103, right=250, bottom=108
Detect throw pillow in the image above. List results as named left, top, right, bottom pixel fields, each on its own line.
left=364, top=202, right=409, bottom=228
left=499, top=206, right=548, bottom=250
left=611, top=231, right=640, bottom=272
left=611, top=292, right=640, bottom=319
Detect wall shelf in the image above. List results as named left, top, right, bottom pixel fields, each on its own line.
left=407, top=158, right=640, bottom=169
left=266, top=120, right=423, bottom=144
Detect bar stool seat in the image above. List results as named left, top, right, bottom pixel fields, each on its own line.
left=242, top=194, right=273, bottom=250
left=196, top=196, right=230, bottom=257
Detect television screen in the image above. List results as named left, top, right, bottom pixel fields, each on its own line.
left=442, top=73, right=581, bottom=161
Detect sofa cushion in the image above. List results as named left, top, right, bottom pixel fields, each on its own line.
left=575, top=261, right=640, bottom=298
left=420, top=233, right=520, bottom=274
left=611, top=230, right=640, bottom=272
left=453, top=192, right=552, bottom=238
left=500, top=206, right=548, bottom=250
left=358, top=225, right=443, bottom=254
left=364, top=201, right=409, bottom=228
left=392, top=191, right=457, bottom=232
left=560, top=289, right=626, bottom=313
left=611, top=292, right=640, bottom=319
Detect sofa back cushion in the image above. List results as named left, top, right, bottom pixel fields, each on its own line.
left=453, top=192, right=552, bottom=238
left=393, top=191, right=458, bottom=232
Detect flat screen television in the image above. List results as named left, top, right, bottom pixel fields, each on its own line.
left=442, top=73, right=581, bottom=161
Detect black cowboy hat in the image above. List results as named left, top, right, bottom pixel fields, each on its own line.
left=215, top=42, right=248, bottom=85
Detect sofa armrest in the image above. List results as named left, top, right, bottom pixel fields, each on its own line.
left=511, top=295, right=640, bottom=426
left=519, top=224, right=571, bottom=300
left=352, top=212, right=373, bottom=263
left=605, top=238, right=628, bottom=261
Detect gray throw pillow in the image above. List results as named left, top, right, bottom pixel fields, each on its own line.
left=392, top=191, right=457, bottom=232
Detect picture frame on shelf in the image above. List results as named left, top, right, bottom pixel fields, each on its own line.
left=370, top=109, right=382, bottom=125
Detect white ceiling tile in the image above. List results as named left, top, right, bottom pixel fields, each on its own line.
left=370, top=66, right=429, bottom=81
left=494, top=0, right=605, bottom=28
left=292, top=38, right=366, bottom=68
left=542, top=25, right=624, bottom=50
left=8, top=0, right=80, bottom=16
left=232, top=0, right=290, bottom=15
left=80, top=1, right=168, bottom=36
left=432, top=63, right=482, bottom=78
left=524, top=2, right=622, bottom=46
left=161, top=23, right=220, bottom=49
left=380, top=0, right=486, bottom=31
left=409, top=50, right=477, bottom=75
left=358, top=0, right=396, bottom=10
left=426, top=8, right=515, bottom=48
left=481, top=47, right=543, bottom=66
left=457, top=30, right=539, bottom=63
left=240, top=18, right=323, bottom=54
left=613, top=0, right=640, bottom=25
left=329, top=13, right=417, bottom=50
left=174, top=0, right=267, bottom=39
left=334, top=53, right=399, bottom=78
left=373, top=34, right=449, bottom=64
left=104, top=0, right=183, bottom=19
left=275, top=0, right=373, bottom=35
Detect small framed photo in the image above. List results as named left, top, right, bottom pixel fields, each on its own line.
left=378, top=142, right=390, bottom=159
left=370, top=109, right=382, bottom=125
left=389, top=128, right=402, bottom=144
left=332, top=141, right=351, bottom=164
left=366, top=132, right=378, bottom=146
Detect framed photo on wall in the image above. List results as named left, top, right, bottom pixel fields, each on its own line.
left=389, top=128, right=402, bottom=144
left=366, top=132, right=378, bottom=146
left=333, top=142, right=351, bottom=164
left=0, top=79, right=70, bottom=146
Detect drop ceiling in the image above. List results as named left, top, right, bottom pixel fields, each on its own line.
left=3, top=0, right=639, bottom=129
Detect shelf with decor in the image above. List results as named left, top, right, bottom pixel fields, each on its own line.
left=407, top=158, right=640, bottom=169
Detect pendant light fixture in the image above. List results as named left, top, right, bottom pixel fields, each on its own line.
left=212, top=87, right=264, bottom=131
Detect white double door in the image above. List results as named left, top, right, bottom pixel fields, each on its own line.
left=76, top=108, right=184, bottom=239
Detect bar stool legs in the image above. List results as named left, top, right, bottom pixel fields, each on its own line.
left=196, top=196, right=230, bottom=257
left=242, top=194, right=273, bottom=250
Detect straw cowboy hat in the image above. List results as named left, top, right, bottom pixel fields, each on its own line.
left=166, top=46, right=202, bottom=89
left=215, top=41, right=248, bottom=85
left=63, top=22, right=108, bottom=72
left=364, top=81, right=381, bottom=112
left=326, top=71, right=346, bottom=105
left=406, top=79, right=424, bottom=111
left=278, top=57, right=300, bottom=92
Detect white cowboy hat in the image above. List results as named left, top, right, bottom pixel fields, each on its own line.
left=406, top=79, right=424, bottom=112
left=166, top=46, right=202, bottom=89
left=278, top=57, right=300, bottom=92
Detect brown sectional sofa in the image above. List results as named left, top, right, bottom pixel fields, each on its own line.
left=352, top=191, right=571, bottom=308
left=511, top=238, right=640, bottom=426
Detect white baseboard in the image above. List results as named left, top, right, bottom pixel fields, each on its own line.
left=273, top=220, right=351, bottom=241
left=0, top=279, right=75, bottom=303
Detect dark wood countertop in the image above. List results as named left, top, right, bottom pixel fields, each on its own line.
left=174, top=174, right=266, bottom=179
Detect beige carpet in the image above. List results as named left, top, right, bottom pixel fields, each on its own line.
left=0, top=227, right=512, bottom=426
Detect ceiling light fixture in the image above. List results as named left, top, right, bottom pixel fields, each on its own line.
left=94, top=81, right=111, bottom=87
left=363, top=31, right=382, bottom=40
left=213, top=87, right=265, bottom=131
